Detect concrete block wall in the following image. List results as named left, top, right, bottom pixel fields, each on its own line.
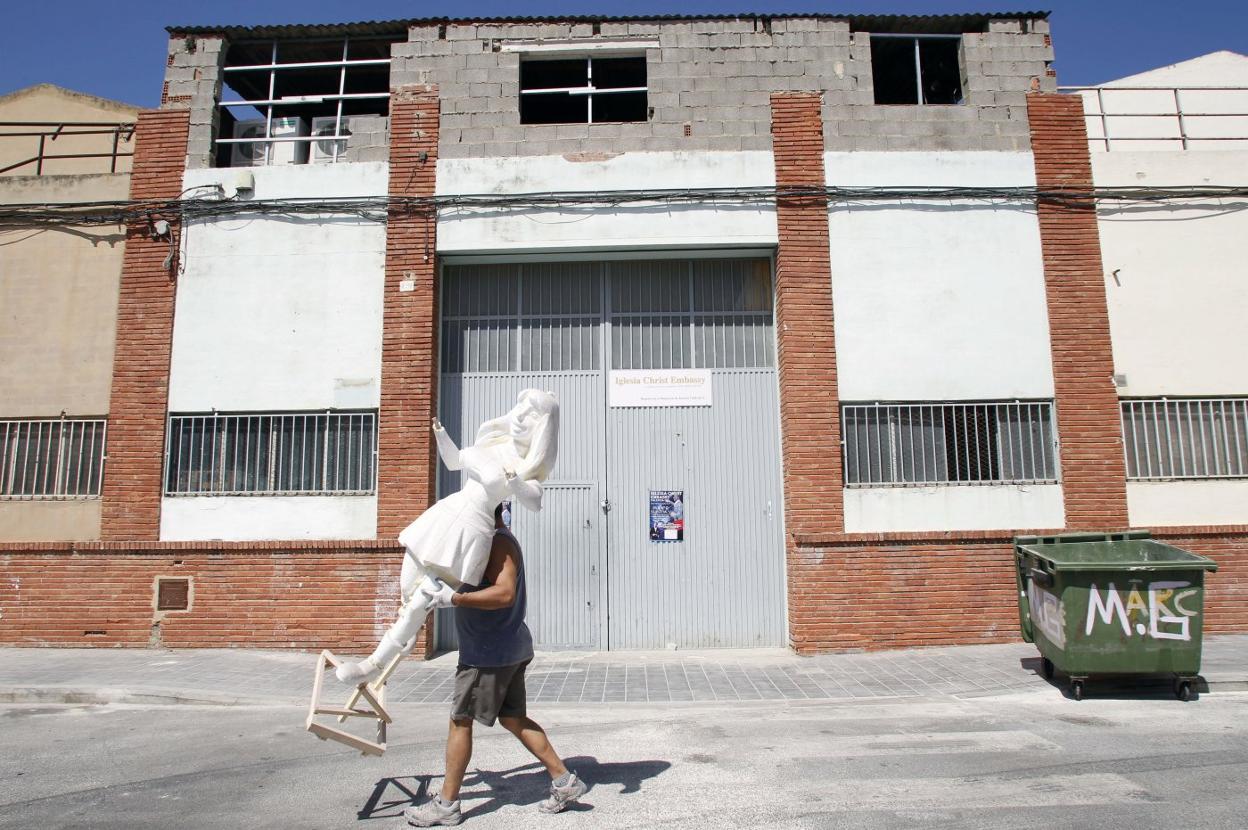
left=339, top=115, right=390, bottom=163
left=161, top=36, right=226, bottom=170
left=392, top=15, right=1054, bottom=159
left=825, top=21, right=1056, bottom=152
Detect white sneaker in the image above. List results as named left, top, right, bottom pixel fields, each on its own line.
left=539, top=773, right=587, bottom=814
left=405, top=796, right=462, bottom=827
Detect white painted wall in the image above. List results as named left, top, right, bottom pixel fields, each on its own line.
left=436, top=151, right=777, bottom=253
left=845, top=485, right=1065, bottom=533
left=166, top=163, right=388, bottom=541
left=1128, top=481, right=1248, bottom=527
left=1094, top=151, right=1248, bottom=396
left=826, top=152, right=1059, bottom=532
left=160, top=496, right=377, bottom=541
left=827, top=152, right=1055, bottom=401
left=171, top=163, right=388, bottom=411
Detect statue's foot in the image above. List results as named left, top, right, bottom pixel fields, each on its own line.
left=335, top=658, right=382, bottom=686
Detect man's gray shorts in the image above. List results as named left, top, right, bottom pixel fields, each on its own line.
left=451, top=660, right=530, bottom=727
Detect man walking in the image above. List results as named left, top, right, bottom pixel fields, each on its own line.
left=406, top=503, right=586, bottom=826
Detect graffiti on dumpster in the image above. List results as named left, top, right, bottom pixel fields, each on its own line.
left=1029, top=586, right=1066, bottom=648
left=1085, top=581, right=1199, bottom=642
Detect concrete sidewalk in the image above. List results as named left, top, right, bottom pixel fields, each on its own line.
left=3, top=634, right=1247, bottom=706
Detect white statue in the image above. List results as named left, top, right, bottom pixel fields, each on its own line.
left=335, top=389, right=560, bottom=685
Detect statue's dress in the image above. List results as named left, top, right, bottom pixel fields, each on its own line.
left=397, top=436, right=517, bottom=590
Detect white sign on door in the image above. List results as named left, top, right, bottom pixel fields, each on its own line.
left=609, top=370, right=713, bottom=408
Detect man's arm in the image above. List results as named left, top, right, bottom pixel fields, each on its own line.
left=451, top=534, right=519, bottom=611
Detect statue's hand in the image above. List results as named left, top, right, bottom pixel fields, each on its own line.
left=431, top=418, right=444, bottom=433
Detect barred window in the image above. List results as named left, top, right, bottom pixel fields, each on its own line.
left=442, top=262, right=602, bottom=374
left=843, top=401, right=1058, bottom=486
left=0, top=418, right=107, bottom=499
left=1121, top=398, right=1248, bottom=480
left=165, top=411, right=376, bottom=496
left=611, top=258, right=774, bottom=370
left=441, top=259, right=774, bottom=374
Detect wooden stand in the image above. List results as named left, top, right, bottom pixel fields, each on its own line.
left=306, top=650, right=395, bottom=756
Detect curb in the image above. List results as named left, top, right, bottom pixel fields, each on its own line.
left=0, top=686, right=296, bottom=707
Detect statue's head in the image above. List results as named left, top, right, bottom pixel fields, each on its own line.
left=508, top=388, right=555, bottom=442
left=511, top=389, right=559, bottom=482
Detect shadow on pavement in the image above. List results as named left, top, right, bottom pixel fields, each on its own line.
left=1019, top=656, right=1209, bottom=702
left=359, top=756, right=671, bottom=821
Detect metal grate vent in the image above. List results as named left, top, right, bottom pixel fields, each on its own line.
left=156, top=578, right=190, bottom=612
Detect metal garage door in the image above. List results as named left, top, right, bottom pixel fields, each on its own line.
left=435, top=257, right=785, bottom=650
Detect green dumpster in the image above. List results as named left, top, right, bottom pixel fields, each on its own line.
left=1014, top=531, right=1218, bottom=701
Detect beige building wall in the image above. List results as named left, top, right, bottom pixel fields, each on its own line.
left=1, top=85, right=138, bottom=541
left=0, top=85, right=138, bottom=177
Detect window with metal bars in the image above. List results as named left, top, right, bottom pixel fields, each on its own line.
left=1121, top=398, right=1248, bottom=480
left=0, top=418, right=107, bottom=499
left=164, top=411, right=376, bottom=496
left=519, top=55, right=648, bottom=124
left=215, top=37, right=397, bottom=167
left=440, top=259, right=774, bottom=374
left=842, top=401, right=1058, bottom=486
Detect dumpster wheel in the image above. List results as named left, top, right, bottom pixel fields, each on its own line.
left=1070, top=678, right=1086, bottom=701
left=1174, top=678, right=1194, bottom=702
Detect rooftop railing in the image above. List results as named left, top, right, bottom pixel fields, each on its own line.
left=1060, top=85, right=1248, bottom=151
left=0, top=121, right=136, bottom=176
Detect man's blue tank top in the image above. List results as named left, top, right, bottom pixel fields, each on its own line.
left=455, top=529, right=534, bottom=668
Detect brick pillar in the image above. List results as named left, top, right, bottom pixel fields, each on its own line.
left=1027, top=93, right=1129, bottom=530
left=377, top=86, right=440, bottom=539
left=100, top=109, right=190, bottom=541
left=771, top=93, right=843, bottom=650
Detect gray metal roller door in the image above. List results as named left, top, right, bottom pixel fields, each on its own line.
left=435, top=257, right=785, bottom=650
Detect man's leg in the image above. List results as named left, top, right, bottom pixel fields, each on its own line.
left=442, top=718, right=474, bottom=802
left=406, top=718, right=472, bottom=827
left=499, top=715, right=586, bottom=813
left=498, top=716, right=567, bottom=779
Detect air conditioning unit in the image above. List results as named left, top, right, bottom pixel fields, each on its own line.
left=310, top=116, right=352, bottom=164
left=229, top=117, right=309, bottom=167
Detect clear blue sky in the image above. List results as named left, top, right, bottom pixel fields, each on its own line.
left=2, top=0, right=1245, bottom=106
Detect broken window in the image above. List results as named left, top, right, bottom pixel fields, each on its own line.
left=520, top=55, right=648, bottom=125
left=870, top=36, right=964, bottom=105
left=216, top=37, right=398, bottom=167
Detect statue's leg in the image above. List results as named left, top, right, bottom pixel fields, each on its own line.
left=335, top=560, right=442, bottom=685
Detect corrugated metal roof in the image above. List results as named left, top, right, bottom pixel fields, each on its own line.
left=166, top=12, right=1050, bottom=39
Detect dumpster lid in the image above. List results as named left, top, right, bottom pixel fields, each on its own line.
left=1016, top=538, right=1217, bottom=572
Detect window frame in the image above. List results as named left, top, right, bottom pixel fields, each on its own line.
left=518, top=53, right=649, bottom=125
left=869, top=33, right=965, bottom=106
left=215, top=37, right=394, bottom=165
left=0, top=416, right=108, bottom=500
left=1121, top=397, right=1248, bottom=481
left=163, top=410, right=378, bottom=496
left=841, top=400, right=1059, bottom=487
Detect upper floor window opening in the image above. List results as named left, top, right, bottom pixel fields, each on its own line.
left=519, top=55, right=648, bottom=125
left=871, top=35, right=964, bottom=106
left=215, top=36, right=397, bottom=167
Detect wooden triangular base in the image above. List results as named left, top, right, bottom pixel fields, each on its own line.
left=306, top=650, right=394, bottom=756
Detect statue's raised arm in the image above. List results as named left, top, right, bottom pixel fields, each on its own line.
left=334, top=389, right=559, bottom=686
left=432, top=418, right=462, bottom=471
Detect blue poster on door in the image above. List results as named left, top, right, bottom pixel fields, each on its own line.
left=649, top=490, right=685, bottom=543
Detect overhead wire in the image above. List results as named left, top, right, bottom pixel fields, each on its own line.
left=2, top=184, right=1247, bottom=230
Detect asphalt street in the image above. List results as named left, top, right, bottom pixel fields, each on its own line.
left=3, top=687, right=1247, bottom=829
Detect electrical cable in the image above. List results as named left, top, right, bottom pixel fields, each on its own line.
left=2, top=184, right=1246, bottom=230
